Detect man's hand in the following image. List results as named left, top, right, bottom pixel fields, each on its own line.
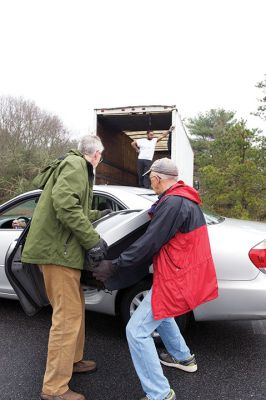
left=84, top=238, right=108, bottom=270
left=92, top=260, right=118, bottom=282
left=100, top=209, right=112, bottom=218
left=169, top=125, right=175, bottom=132
left=131, top=140, right=140, bottom=153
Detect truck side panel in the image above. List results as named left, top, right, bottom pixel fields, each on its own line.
left=172, top=110, right=194, bottom=186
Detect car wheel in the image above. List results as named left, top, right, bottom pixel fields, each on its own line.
left=119, top=280, right=191, bottom=341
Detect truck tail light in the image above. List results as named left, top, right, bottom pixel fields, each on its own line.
left=249, top=240, right=266, bottom=270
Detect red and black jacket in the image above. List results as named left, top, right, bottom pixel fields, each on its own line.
left=112, top=181, right=218, bottom=319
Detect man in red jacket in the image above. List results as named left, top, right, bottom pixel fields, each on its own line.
left=93, top=158, right=218, bottom=400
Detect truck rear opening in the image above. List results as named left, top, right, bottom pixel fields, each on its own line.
left=95, top=105, right=193, bottom=187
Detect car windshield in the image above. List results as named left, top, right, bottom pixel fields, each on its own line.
left=138, top=194, right=225, bottom=225
left=204, top=210, right=225, bottom=225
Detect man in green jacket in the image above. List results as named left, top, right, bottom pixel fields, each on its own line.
left=22, top=135, right=108, bottom=400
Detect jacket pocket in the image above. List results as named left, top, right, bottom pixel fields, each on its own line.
left=64, top=233, right=72, bottom=255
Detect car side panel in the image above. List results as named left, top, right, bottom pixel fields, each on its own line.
left=208, top=220, right=264, bottom=281
left=194, top=272, right=266, bottom=321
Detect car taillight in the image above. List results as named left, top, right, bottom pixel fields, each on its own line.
left=249, top=240, right=266, bottom=269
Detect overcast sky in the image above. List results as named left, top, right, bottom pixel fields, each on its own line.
left=0, top=0, right=265, bottom=138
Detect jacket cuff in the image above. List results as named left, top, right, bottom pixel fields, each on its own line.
left=111, top=259, right=120, bottom=272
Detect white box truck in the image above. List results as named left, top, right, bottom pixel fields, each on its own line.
left=94, top=105, right=194, bottom=186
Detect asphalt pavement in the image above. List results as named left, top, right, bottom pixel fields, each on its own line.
left=1, top=298, right=266, bottom=400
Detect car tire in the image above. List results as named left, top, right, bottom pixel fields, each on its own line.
left=119, top=280, right=191, bottom=341
left=120, top=279, right=151, bottom=326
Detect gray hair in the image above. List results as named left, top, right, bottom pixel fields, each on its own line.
left=156, top=172, right=178, bottom=181
left=78, top=135, right=104, bottom=155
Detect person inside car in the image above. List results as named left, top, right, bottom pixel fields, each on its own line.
left=12, top=218, right=28, bottom=229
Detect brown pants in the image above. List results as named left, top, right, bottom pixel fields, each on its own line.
left=40, top=264, right=85, bottom=395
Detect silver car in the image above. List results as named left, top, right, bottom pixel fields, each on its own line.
left=2, top=185, right=266, bottom=331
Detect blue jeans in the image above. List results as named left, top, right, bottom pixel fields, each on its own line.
left=126, top=289, right=191, bottom=400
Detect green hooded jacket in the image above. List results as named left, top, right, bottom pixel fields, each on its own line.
left=22, top=149, right=101, bottom=270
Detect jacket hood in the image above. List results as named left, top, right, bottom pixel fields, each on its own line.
left=67, top=149, right=83, bottom=157
left=32, top=149, right=84, bottom=189
left=165, top=181, right=202, bottom=205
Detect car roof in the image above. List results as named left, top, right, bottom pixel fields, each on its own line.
left=93, top=185, right=157, bottom=209
left=94, top=185, right=154, bottom=196
left=0, top=186, right=156, bottom=211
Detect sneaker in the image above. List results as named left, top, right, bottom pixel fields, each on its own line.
left=140, top=389, right=176, bottom=400
left=159, top=352, right=197, bottom=373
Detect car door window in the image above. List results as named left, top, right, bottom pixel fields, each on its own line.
left=92, top=194, right=124, bottom=212
left=0, top=198, right=38, bottom=229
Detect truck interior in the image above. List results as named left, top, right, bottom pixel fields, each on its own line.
left=96, top=106, right=174, bottom=186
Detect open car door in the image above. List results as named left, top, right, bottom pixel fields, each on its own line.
left=5, top=210, right=151, bottom=316
left=5, top=225, right=49, bottom=316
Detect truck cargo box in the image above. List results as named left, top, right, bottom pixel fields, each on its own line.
left=94, top=105, right=194, bottom=186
